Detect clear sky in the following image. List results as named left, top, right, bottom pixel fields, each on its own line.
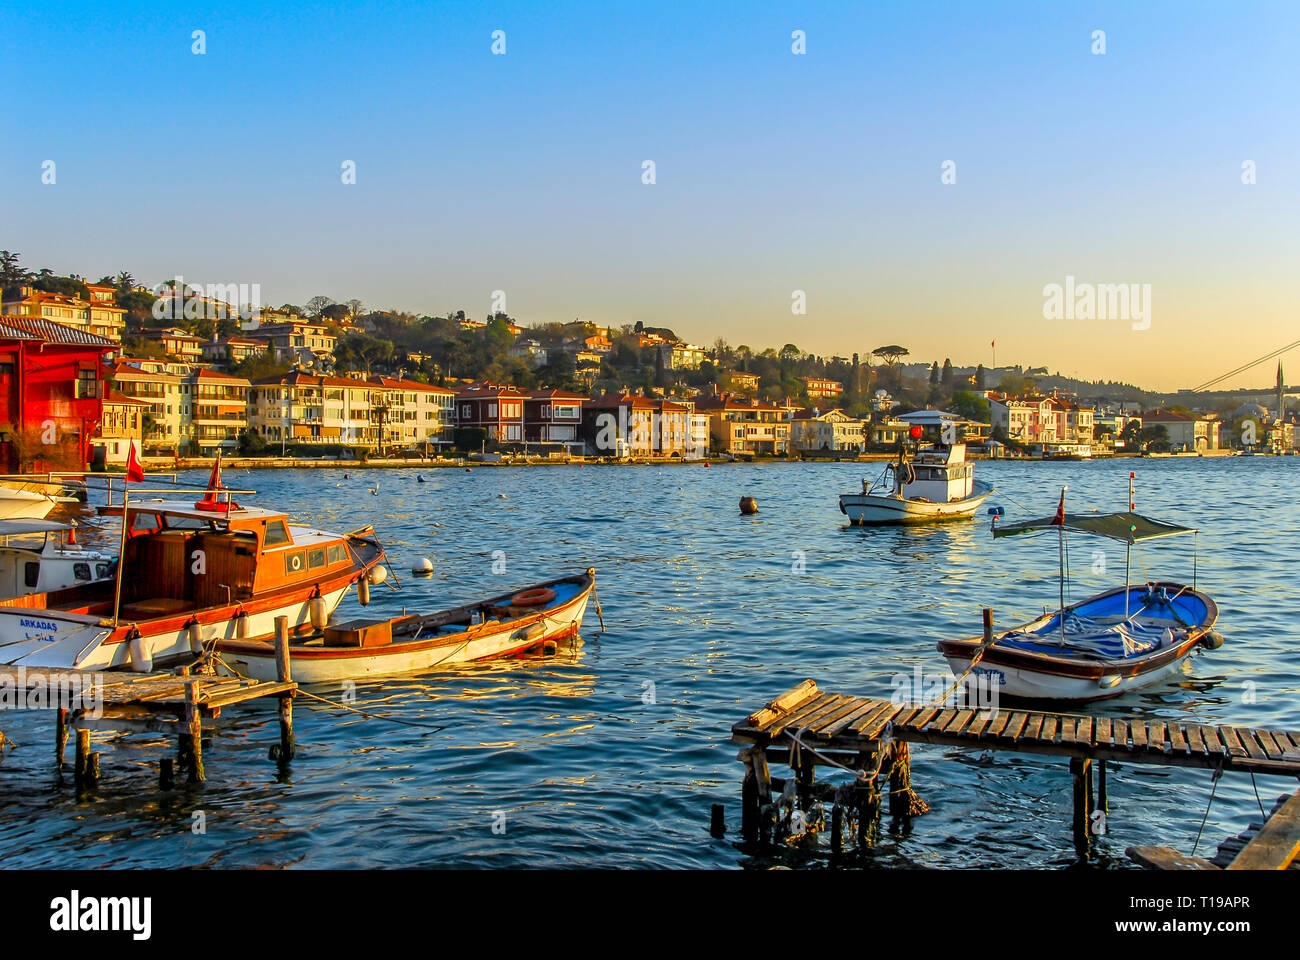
left=3, top=1, right=1296, bottom=391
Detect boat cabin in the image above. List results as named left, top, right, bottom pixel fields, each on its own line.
left=0, top=519, right=115, bottom=601
left=97, top=501, right=360, bottom=619
left=898, top=443, right=975, bottom=503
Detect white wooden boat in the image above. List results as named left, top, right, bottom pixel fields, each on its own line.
left=0, top=484, right=60, bottom=520
left=839, top=442, right=992, bottom=525
left=0, top=470, right=388, bottom=672
left=215, top=568, right=596, bottom=682
left=0, top=519, right=115, bottom=600
left=938, top=485, right=1218, bottom=702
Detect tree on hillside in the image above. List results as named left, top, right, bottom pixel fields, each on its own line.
left=997, top=373, right=1036, bottom=396
left=304, top=295, right=335, bottom=318
left=950, top=390, right=990, bottom=423
left=334, top=331, right=393, bottom=376
left=941, top=358, right=954, bottom=390
left=929, top=361, right=939, bottom=386
left=974, top=364, right=986, bottom=390
left=0, top=250, right=31, bottom=296
left=872, top=345, right=909, bottom=390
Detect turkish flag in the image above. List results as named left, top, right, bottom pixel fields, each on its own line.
left=125, top=442, right=144, bottom=483
left=1051, top=489, right=1066, bottom=525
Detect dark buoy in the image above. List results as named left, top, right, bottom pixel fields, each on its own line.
left=417, top=475, right=426, bottom=483
left=343, top=473, right=349, bottom=479
left=710, top=804, right=726, bottom=838
left=739, top=496, right=758, bottom=515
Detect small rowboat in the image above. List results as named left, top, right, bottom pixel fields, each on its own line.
left=937, top=480, right=1220, bottom=702
left=215, top=568, right=597, bottom=682
left=938, top=581, right=1219, bottom=702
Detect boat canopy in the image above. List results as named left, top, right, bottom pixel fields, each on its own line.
left=993, top=511, right=1195, bottom=544
left=0, top=518, right=77, bottom=536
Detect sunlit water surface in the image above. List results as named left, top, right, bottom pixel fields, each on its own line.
left=1, top=458, right=1296, bottom=869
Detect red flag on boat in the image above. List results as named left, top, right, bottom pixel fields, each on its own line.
left=125, top=442, right=144, bottom=483
left=1051, top=489, right=1066, bottom=525
left=195, top=451, right=237, bottom=512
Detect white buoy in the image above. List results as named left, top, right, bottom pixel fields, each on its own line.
left=412, top=558, right=433, bottom=575
left=368, top=565, right=389, bottom=585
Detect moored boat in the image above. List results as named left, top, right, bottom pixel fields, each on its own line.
left=937, top=483, right=1218, bottom=702
left=0, top=519, right=115, bottom=600
left=839, top=441, right=992, bottom=525
left=0, top=467, right=388, bottom=672
left=215, top=568, right=596, bottom=682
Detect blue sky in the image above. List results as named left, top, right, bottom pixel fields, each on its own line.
left=3, top=1, right=1296, bottom=390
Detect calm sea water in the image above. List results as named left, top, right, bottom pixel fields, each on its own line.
left=1, top=458, right=1296, bottom=869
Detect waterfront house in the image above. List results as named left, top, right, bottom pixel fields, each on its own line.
left=455, top=383, right=528, bottom=446
left=91, top=391, right=148, bottom=465
left=1142, top=410, right=1219, bottom=452
left=694, top=393, right=791, bottom=455
left=250, top=371, right=383, bottom=451
left=0, top=315, right=115, bottom=473
left=525, top=388, right=588, bottom=455
left=789, top=408, right=865, bottom=452
left=581, top=393, right=698, bottom=457
left=366, top=376, right=457, bottom=451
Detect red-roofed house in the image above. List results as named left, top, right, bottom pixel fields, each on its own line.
left=455, top=384, right=528, bottom=446
left=525, top=389, right=587, bottom=454
left=0, top=315, right=116, bottom=472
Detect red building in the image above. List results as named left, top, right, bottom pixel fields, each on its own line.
left=455, top=384, right=529, bottom=445
left=524, top=389, right=587, bottom=453
left=0, top=316, right=116, bottom=473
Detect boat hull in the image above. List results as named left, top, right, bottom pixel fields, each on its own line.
left=0, top=489, right=57, bottom=521
left=937, top=582, right=1218, bottom=703
left=841, top=482, right=992, bottom=526
left=213, top=571, right=594, bottom=682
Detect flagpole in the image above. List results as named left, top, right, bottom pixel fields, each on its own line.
left=1058, top=485, right=1068, bottom=646
left=1125, top=472, right=1134, bottom=618
left=112, top=488, right=129, bottom=628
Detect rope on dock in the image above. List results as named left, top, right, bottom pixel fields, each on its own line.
left=1191, top=759, right=1225, bottom=856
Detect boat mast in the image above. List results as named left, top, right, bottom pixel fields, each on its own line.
left=1058, top=485, right=1068, bottom=646
left=1125, top=471, right=1134, bottom=618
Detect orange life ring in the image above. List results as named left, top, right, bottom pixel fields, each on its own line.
left=510, top=588, right=557, bottom=608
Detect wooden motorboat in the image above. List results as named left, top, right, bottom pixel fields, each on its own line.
left=0, top=463, right=388, bottom=672
left=840, top=442, right=992, bottom=525
left=938, top=483, right=1218, bottom=702
left=215, top=568, right=597, bottom=682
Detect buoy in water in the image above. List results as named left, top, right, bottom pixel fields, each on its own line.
left=413, top=558, right=434, bottom=575
left=417, top=475, right=426, bottom=483
left=739, top=496, right=758, bottom=515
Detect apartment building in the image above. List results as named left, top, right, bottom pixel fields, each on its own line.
left=255, top=321, right=337, bottom=365
left=800, top=377, right=844, bottom=401
left=366, top=376, right=457, bottom=450
left=658, top=342, right=707, bottom=370
left=146, top=328, right=204, bottom=363
left=250, top=371, right=385, bottom=449
left=92, top=392, right=148, bottom=464
left=580, top=393, right=700, bottom=457
left=186, top=368, right=251, bottom=455
left=454, top=384, right=528, bottom=445
left=1142, top=410, right=1220, bottom=452
left=109, top=361, right=185, bottom=453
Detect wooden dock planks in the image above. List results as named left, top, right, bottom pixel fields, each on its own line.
left=1226, top=791, right=1300, bottom=871
left=732, top=682, right=1300, bottom=779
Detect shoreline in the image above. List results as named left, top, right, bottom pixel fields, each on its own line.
left=119, top=448, right=1264, bottom=471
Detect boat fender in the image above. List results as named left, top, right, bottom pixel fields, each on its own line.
left=1098, top=675, right=1122, bottom=690
left=309, top=597, right=328, bottom=629
left=187, top=619, right=204, bottom=654
left=128, top=630, right=152, bottom=673
left=357, top=579, right=371, bottom=606
left=235, top=611, right=250, bottom=639
left=1200, top=631, right=1225, bottom=650
left=368, top=565, right=390, bottom=585
left=510, top=588, right=557, bottom=608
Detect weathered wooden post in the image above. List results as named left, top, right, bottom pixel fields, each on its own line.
left=183, top=681, right=205, bottom=782
left=56, top=707, right=68, bottom=774
left=1070, top=757, right=1093, bottom=853
left=888, top=741, right=928, bottom=820
left=709, top=804, right=725, bottom=839
left=274, top=616, right=295, bottom=764
left=741, top=769, right=758, bottom=843
left=86, top=752, right=101, bottom=785
left=1097, top=758, right=1108, bottom=816
left=830, top=802, right=844, bottom=854
left=74, top=728, right=90, bottom=785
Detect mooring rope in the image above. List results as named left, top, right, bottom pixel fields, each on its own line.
left=1190, top=760, right=1225, bottom=857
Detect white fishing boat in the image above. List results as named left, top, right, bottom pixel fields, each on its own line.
left=938, top=482, right=1219, bottom=702
left=0, top=484, right=62, bottom=520
left=215, top=569, right=596, bottom=682
left=839, top=442, right=992, bottom=525
left=0, top=461, right=389, bottom=672
left=0, top=519, right=116, bottom=601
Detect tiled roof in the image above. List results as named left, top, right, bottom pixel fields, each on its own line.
left=0, top=315, right=116, bottom=347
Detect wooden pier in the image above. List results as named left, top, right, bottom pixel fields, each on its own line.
left=0, top=618, right=299, bottom=788
left=730, top=680, right=1300, bottom=862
